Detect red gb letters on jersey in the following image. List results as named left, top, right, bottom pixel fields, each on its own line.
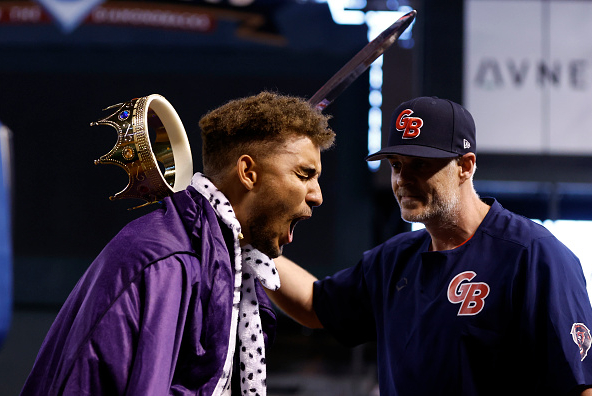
left=396, top=109, right=423, bottom=139
left=447, top=271, right=490, bottom=316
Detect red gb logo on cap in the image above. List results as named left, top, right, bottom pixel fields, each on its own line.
left=396, top=109, right=423, bottom=139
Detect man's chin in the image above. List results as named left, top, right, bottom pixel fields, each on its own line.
left=250, top=240, right=282, bottom=259
left=401, top=209, right=424, bottom=223
left=263, top=247, right=281, bottom=259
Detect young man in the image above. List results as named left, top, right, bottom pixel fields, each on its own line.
left=20, top=91, right=335, bottom=396
left=268, top=96, right=592, bottom=395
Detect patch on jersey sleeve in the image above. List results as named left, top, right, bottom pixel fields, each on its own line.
left=570, top=323, right=592, bottom=361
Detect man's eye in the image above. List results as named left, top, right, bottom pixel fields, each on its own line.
left=412, top=160, right=427, bottom=170
left=391, top=162, right=401, bottom=170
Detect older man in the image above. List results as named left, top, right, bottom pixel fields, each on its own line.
left=21, top=91, right=335, bottom=396
left=268, top=96, right=592, bottom=396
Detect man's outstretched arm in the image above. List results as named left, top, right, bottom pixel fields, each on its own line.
left=265, top=256, right=323, bottom=329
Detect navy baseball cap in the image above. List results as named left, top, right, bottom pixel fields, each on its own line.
left=365, top=96, right=476, bottom=160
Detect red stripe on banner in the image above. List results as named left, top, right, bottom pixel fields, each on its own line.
left=86, top=3, right=216, bottom=33
left=0, top=2, right=52, bottom=25
left=0, top=1, right=216, bottom=33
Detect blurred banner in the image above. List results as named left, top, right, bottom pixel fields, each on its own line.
left=464, top=0, right=592, bottom=155
left=0, top=121, right=12, bottom=348
left=35, top=0, right=106, bottom=33
left=0, top=0, right=291, bottom=44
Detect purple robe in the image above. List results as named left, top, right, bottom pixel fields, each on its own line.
left=20, top=187, right=277, bottom=395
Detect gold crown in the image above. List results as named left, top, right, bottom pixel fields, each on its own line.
left=92, top=94, right=193, bottom=208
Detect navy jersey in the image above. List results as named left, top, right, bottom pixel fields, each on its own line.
left=313, top=199, right=592, bottom=395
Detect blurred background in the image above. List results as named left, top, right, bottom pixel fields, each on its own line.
left=1, top=0, right=592, bottom=394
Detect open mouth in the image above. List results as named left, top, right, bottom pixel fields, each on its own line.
left=288, top=215, right=310, bottom=242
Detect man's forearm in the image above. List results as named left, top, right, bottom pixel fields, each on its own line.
left=265, top=256, right=323, bottom=329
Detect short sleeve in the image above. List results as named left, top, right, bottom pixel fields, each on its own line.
left=313, top=261, right=376, bottom=347
left=524, top=236, right=592, bottom=392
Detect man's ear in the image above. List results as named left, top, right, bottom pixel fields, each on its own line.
left=458, top=153, right=476, bottom=183
left=236, top=154, right=257, bottom=190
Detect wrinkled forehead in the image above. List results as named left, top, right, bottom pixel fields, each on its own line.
left=262, top=135, right=322, bottom=166
left=269, top=134, right=319, bottom=154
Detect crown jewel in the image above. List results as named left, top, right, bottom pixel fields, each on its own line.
left=92, top=94, right=193, bottom=208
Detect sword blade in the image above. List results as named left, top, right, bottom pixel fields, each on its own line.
left=308, top=10, right=417, bottom=111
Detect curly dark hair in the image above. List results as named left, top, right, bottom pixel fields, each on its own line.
left=199, top=91, right=335, bottom=180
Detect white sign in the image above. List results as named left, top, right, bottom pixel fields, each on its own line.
left=464, top=0, right=592, bottom=155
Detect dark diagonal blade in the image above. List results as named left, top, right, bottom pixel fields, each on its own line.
left=308, top=9, right=417, bottom=111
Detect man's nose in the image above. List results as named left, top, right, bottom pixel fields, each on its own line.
left=307, top=179, right=323, bottom=207
left=393, top=166, right=412, bottom=187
